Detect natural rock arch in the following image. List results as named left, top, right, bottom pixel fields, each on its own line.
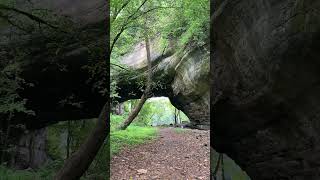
left=114, top=40, right=210, bottom=129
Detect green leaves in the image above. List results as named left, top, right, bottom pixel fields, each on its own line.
left=0, top=59, right=34, bottom=115
left=112, top=98, right=189, bottom=127
left=110, top=0, right=209, bottom=103
left=168, top=0, right=209, bottom=47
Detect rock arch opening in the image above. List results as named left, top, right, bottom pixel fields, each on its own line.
left=112, top=97, right=190, bottom=128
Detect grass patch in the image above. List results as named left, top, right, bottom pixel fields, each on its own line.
left=0, top=166, right=40, bottom=180
left=0, top=160, right=62, bottom=180
left=174, top=128, right=187, bottom=134
left=110, top=125, right=158, bottom=156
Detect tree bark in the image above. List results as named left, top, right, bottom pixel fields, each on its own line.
left=118, top=23, right=152, bottom=130
left=1, top=111, right=12, bottom=164
left=221, top=154, right=225, bottom=180
left=66, top=120, right=71, bottom=159
left=174, top=108, right=177, bottom=126
left=212, top=153, right=222, bottom=180
left=115, top=103, right=124, bottom=115
left=118, top=93, right=148, bottom=130
left=54, top=102, right=109, bottom=180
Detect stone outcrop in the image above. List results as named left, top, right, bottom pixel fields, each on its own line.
left=10, top=128, right=49, bottom=169
left=212, top=0, right=320, bottom=179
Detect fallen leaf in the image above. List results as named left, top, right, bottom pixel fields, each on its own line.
left=137, top=169, right=148, bottom=174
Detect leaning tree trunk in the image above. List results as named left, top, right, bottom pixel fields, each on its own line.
left=66, top=120, right=71, bottom=159
left=174, top=108, right=178, bottom=126
left=54, top=102, right=109, bottom=180
left=1, top=111, right=13, bottom=164
left=118, top=25, right=152, bottom=130
left=221, top=154, right=225, bottom=180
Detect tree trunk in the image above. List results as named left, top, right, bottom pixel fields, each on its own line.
left=118, top=93, right=148, bottom=130
left=212, top=153, right=222, bottom=180
left=174, top=108, right=177, bottom=126
left=1, top=111, right=12, bottom=164
left=66, top=120, right=71, bottom=159
left=118, top=23, right=152, bottom=130
left=81, top=119, right=86, bottom=129
left=54, top=102, right=109, bottom=180
left=221, top=154, right=225, bottom=180
left=115, top=103, right=124, bottom=115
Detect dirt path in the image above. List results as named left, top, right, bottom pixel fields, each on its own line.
left=111, top=127, right=210, bottom=180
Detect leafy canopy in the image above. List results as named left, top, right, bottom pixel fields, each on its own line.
left=110, top=0, right=209, bottom=99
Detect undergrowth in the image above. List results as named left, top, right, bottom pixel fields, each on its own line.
left=173, top=128, right=187, bottom=134
left=110, top=114, right=158, bottom=156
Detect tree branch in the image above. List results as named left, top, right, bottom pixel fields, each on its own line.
left=131, top=6, right=180, bottom=22
left=0, top=12, right=31, bottom=33
left=110, top=63, right=129, bottom=70
left=111, top=0, right=132, bottom=23
left=0, top=4, right=67, bottom=33
left=110, top=0, right=148, bottom=53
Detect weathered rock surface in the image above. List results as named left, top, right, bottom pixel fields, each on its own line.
left=10, top=128, right=49, bottom=169
left=212, top=0, right=320, bottom=179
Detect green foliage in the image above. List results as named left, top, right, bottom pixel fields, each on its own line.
left=110, top=114, right=126, bottom=131
left=0, top=165, right=40, bottom=180
left=110, top=0, right=209, bottom=102
left=113, top=98, right=189, bottom=127
left=0, top=160, right=64, bottom=180
left=110, top=0, right=209, bottom=56
left=0, top=57, right=34, bottom=115
left=135, top=97, right=189, bottom=126
left=46, top=119, right=108, bottom=179
left=83, top=42, right=108, bottom=97
left=154, top=0, right=209, bottom=48
left=110, top=114, right=158, bottom=156
left=211, top=151, right=251, bottom=180
left=111, top=125, right=157, bottom=155
left=46, top=127, right=63, bottom=160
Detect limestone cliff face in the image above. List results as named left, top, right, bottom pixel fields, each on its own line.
left=212, top=0, right=320, bottom=179
left=170, top=49, right=210, bottom=129
left=10, top=128, right=49, bottom=169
